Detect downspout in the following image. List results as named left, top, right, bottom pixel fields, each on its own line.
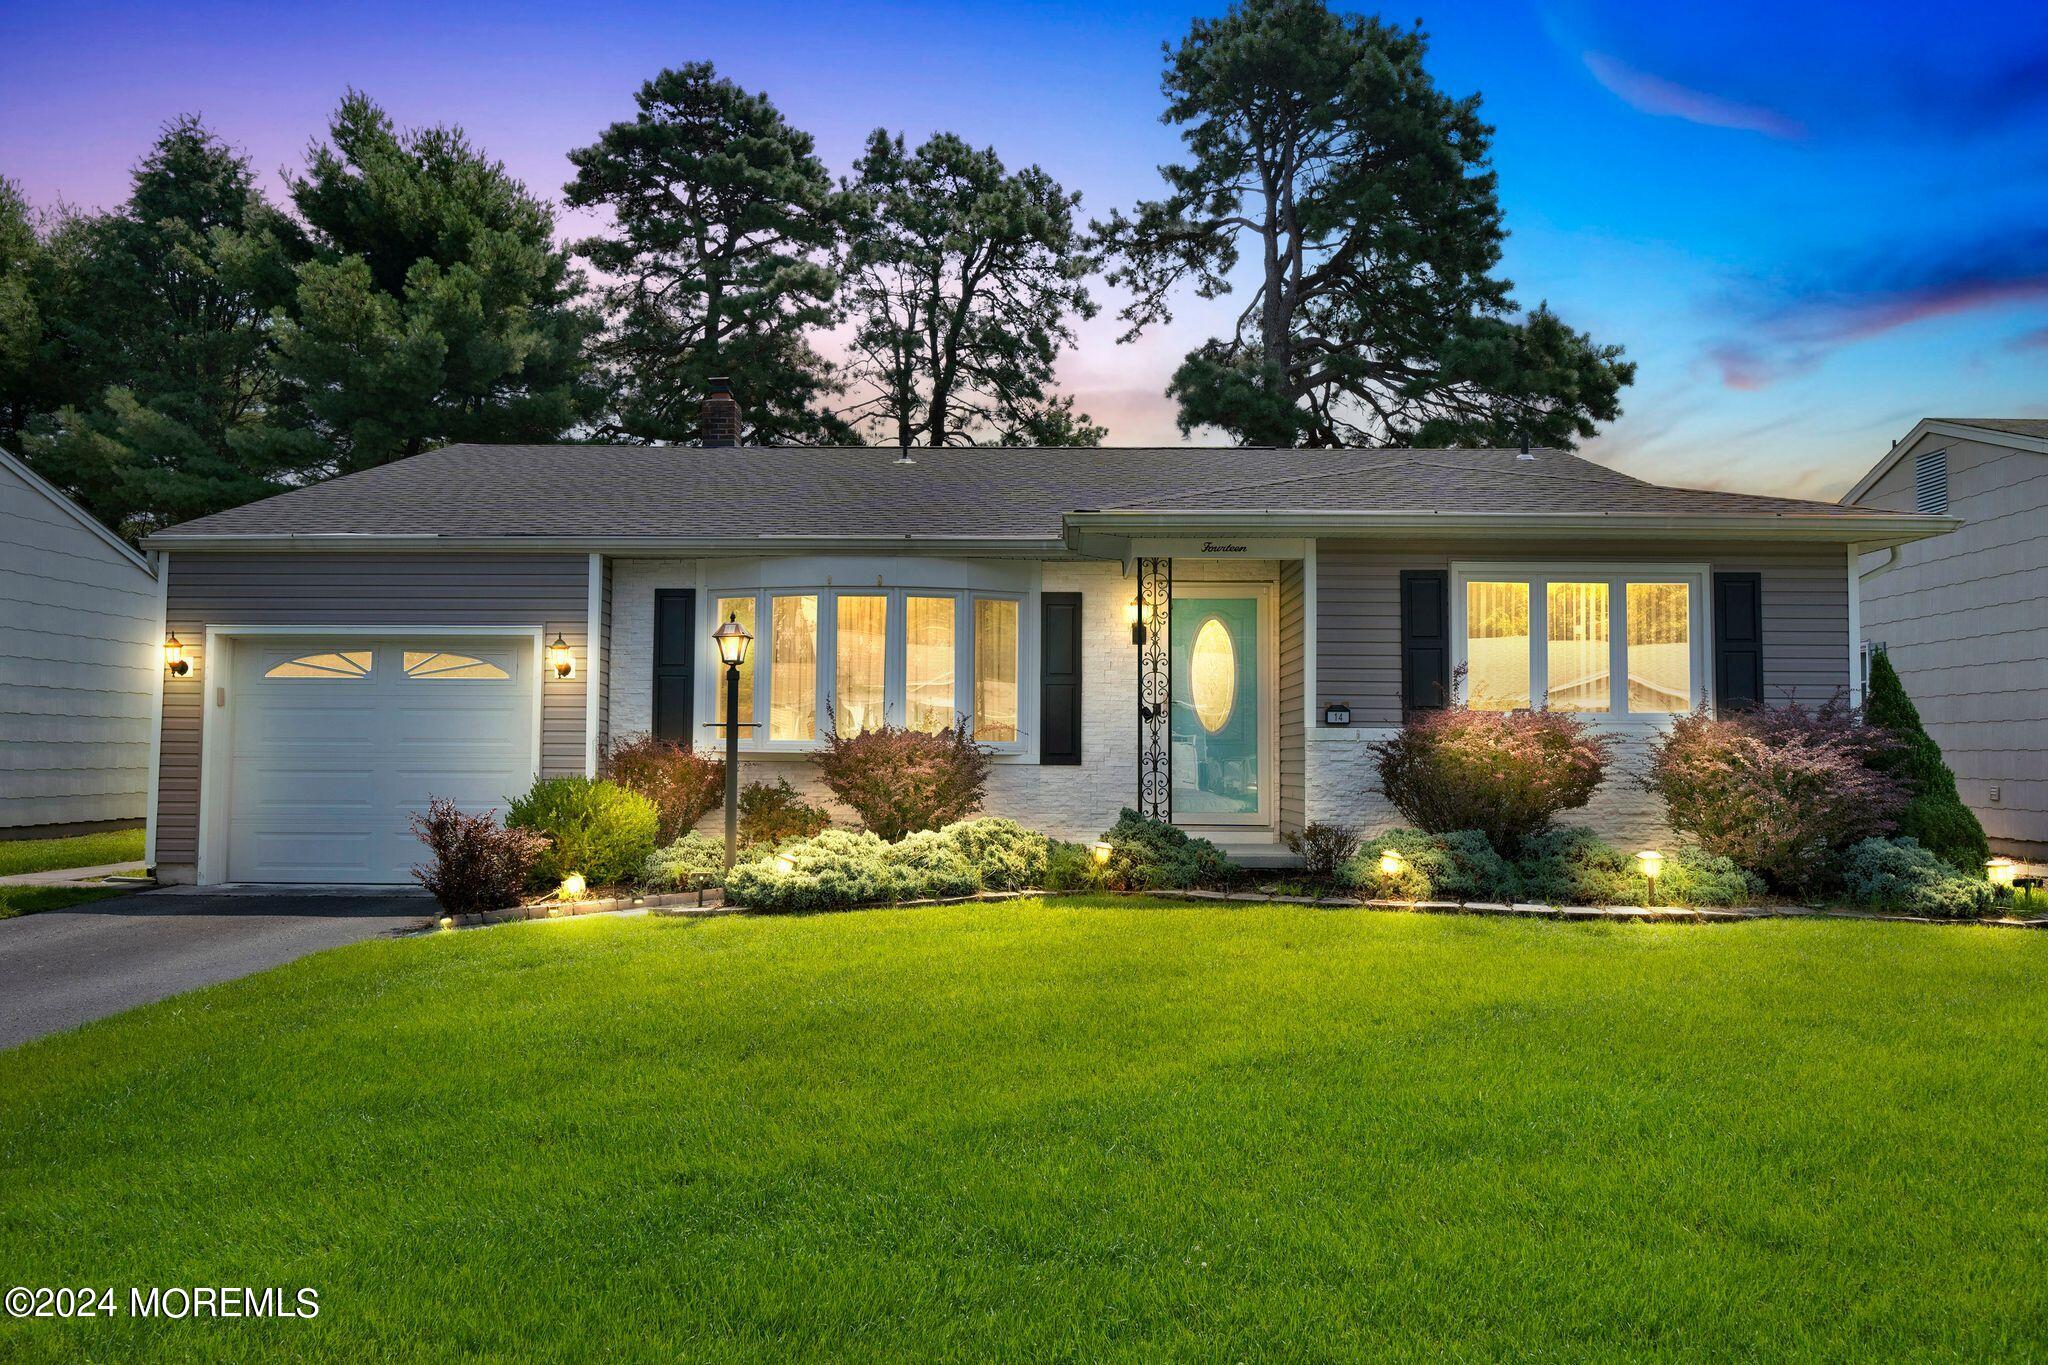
left=1848, top=545, right=1900, bottom=708
left=1858, top=546, right=1900, bottom=582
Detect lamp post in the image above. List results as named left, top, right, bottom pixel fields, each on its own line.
left=1636, top=849, right=1665, bottom=906
left=711, top=611, right=754, bottom=872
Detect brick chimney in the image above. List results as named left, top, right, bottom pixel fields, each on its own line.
left=700, top=377, right=741, bottom=447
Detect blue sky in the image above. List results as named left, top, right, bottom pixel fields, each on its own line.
left=2, top=0, right=2044, bottom=498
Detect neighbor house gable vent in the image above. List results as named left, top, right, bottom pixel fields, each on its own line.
left=1914, top=447, right=1949, bottom=514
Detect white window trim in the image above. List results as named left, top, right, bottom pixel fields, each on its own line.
left=1448, top=562, right=1712, bottom=727
left=701, top=580, right=1038, bottom=759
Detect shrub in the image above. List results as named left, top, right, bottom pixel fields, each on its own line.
left=1344, top=828, right=1519, bottom=903
left=639, top=831, right=757, bottom=892
left=738, top=778, right=833, bottom=845
left=1097, top=809, right=1235, bottom=891
left=408, top=798, right=546, bottom=913
left=1372, top=706, right=1613, bottom=855
left=1646, top=700, right=1905, bottom=892
left=940, top=817, right=1051, bottom=891
left=1283, top=821, right=1360, bottom=882
left=1042, top=840, right=1100, bottom=892
left=1863, top=652, right=1990, bottom=876
left=505, top=776, right=660, bottom=888
left=1839, top=837, right=2002, bottom=918
left=813, top=717, right=994, bottom=841
left=1513, top=828, right=1764, bottom=908
left=599, top=734, right=723, bottom=843
left=723, top=828, right=979, bottom=913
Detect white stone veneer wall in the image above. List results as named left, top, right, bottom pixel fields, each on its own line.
left=607, top=557, right=1139, bottom=841
left=1306, top=728, right=1675, bottom=852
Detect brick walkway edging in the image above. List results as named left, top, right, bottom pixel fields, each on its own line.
left=432, top=886, right=2046, bottom=931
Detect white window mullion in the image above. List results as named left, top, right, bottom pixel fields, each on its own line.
left=1609, top=577, right=1628, bottom=718
left=817, top=590, right=838, bottom=740
left=884, top=589, right=906, bottom=730
left=1529, top=576, right=1549, bottom=710
left=956, top=595, right=974, bottom=732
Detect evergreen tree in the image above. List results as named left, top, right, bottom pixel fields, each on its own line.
left=1863, top=649, right=1990, bottom=876
left=1094, top=0, right=1632, bottom=448
left=565, top=64, right=851, bottom=444
left=840, top=131, right=1101, bottom=447
left=276, top=91, right=595, bottom=472
left=21, top=119, right=316, bottom=535
left=0, top=177, right=53, bottom=449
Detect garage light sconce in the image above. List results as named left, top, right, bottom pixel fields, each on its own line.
left=164, top=633, right=190, bottom=678
left=548, top=633, right=574, bottom=679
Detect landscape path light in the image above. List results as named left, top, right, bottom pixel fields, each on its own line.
left=1636, top=849, right=1665, bottom=905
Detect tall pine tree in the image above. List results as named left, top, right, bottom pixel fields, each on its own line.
left=1095, top=0, right=1632, bottom=448
left=21, top=119, right=316, bottom=535
left=565, top=64, right=852, bottom=445
left=275, top=92, right=596, bottom=472
left=839, top=131, right=1102, bottom=448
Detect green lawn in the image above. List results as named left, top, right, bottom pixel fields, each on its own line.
left=0, top=885, right=129, bottom=920
left=2, top=900, right=2044, bottom=1361
left=0, top=827, right=143, bottom=878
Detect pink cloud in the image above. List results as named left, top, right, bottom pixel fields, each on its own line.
left=1583, top=51, right=1806, bottom=140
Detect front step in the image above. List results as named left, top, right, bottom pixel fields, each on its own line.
left=1197, top=832, right=1300, bottom=870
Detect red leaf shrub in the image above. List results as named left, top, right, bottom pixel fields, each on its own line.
left=738, top=778, right=833, bottom=845
left=409, top=797, right=546, bottom=914
left=812, top=717, right=995, bottom=842
left=600, top=733, right=724, bottom=842
left=1645, top=698, right=1905, bottom=892
left=1370, top=706, right=1613, bottom=855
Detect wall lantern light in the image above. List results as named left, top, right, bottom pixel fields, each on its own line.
left=1636, top=849, right=1665, bottom=904
left=1986, top=857, right=2018, bottom=888
left=1125, top=597, right=1145, bottom=646
left=548, top=633, right=575, bottom=679
left=1323, top=702, right=1352, bottom=726
left=164, top=633, right=190, bottom=677
left=1377, top=847, right=1405, bottom=878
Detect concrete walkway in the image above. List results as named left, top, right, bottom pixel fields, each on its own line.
left=0, top=861, right=147, bottom=887
left=0, top=888, right=431, bottom=1050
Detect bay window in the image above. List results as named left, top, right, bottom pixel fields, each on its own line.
left=707, top=577, right=1030, bottom=752
left=1452, top=565, right=1706, bottom=720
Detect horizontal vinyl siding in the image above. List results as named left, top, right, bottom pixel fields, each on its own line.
left=1315, top=538, right=1850, bottom=721
left=156, top=552, right=589, bottom=868
left=1278, top=560, right=1305, bottom=835
left=0, top=461, right=158, bottom=829
left=1857, top=435, right=2048, bottom=851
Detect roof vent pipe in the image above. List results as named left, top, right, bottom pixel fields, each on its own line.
left=1517, top=429, right=1533, bottom=459
left=700, top=377, right=741, bottom=447
left=894, top=435, right=915, bottom=466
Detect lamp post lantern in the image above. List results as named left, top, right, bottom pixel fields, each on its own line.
left=711, top=612, right=753, bottom=871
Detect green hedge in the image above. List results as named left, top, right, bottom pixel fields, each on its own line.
left=725, top=830, right=978, bottom=913
left=1839, top=837, right=2002, bottom=918
left=1098, top=809, right=1235, bottom=890
left=1344, top=827, right=1762, bottom=907
left=506, top=776, right=659, bottom=888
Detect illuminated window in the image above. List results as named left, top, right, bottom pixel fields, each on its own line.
left=1626, top=583, right=1691, bottom=713
left=1464, top=582, right=1530, bottom=710
left=1190, top=616, right=1236, bottom=733
left=973, top=598, right=1019, bottom=743
left=402, top=651, right=509, bottom=680
left=1456, top=568, right=1703, bottom=719
left=1545, top=582, right=1610, bottom=712
left=714, top=596, right=756, bottom=729
left=769, top=596, right=817, bottom=740
left=906, top=596, right=956, bottom=732
left=265, top=651, right=372, bottom=680
left=836, top=596, right=887, bottom=735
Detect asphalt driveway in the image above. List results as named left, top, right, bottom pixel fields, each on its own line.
left=0, top=889, right=432, bottom=1049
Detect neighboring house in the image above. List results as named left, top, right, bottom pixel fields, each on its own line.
left=138, top=387, right=1953, bottom=885
left=1, top=446, right=159, bottom=838
left=1844, top=417, right=2048, bottom=862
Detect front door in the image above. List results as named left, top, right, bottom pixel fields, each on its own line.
left=1169, top=588, right=1271, bottom=825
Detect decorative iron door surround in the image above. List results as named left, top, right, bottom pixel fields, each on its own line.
left=1136, top=557, right=1172, bottom=819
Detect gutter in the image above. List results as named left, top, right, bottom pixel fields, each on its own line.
left=1061, top=508, right=1961, bottom=550
left=141, top=532, right=1076, bottom=557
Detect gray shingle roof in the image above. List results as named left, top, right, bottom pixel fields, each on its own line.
left=1935, top=417, right=2048, bottom=439
left=150, top=442, right=1903, bottom=542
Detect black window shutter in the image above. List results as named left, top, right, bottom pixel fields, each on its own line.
left=1713, top=573, right=1763, bottom=712
left=1400, top=570, right=1450, bottom=713
left=1040, top=592, right=1082, bottom=764
left=653, top=589, right=696, bottom=745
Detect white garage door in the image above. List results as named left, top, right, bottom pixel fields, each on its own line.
left=227, top=637, right=537, bottom=884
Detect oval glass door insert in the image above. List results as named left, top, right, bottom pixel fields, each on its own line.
left=1190, top=616, right=1236, bottom=733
